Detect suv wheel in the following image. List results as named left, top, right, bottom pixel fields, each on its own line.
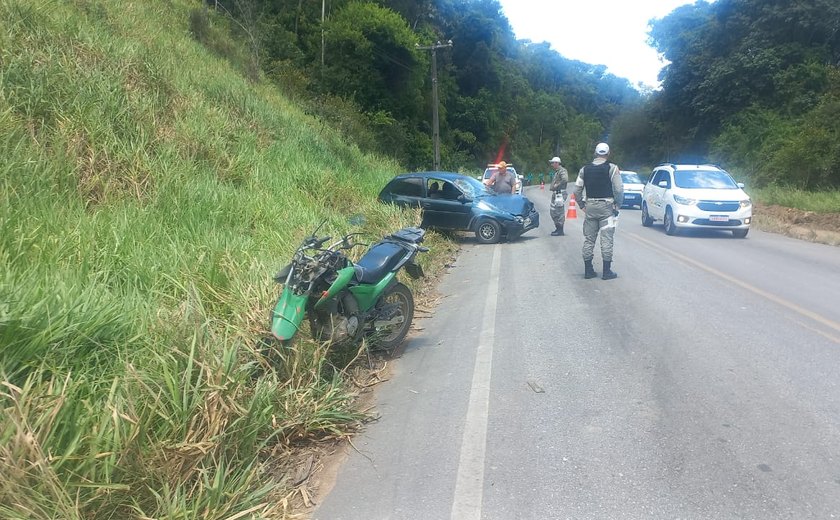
left=475, top=219, right=501, bottom=244
left=664, top=207, right=678, bottom=236
left=641, top=203, right=653, bottom=227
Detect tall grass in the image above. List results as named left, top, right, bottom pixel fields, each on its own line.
left=751, top=185, right=840, bottom=213
left=0, top=0, right=441, bottom=517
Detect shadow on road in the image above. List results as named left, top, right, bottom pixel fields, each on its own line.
left=647, top=227, right=747, bottom=239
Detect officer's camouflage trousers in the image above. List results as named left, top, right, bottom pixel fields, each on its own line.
left=550, top=191, right=566, bottom=228
left=582, top=200, right=616, bottom=262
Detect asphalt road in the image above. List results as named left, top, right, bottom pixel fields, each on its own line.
left=315, top=186, right=840, bottom=519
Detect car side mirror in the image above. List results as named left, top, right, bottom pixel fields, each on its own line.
left=737, top=182, right=745, bottom=188
left=658, top=180, right=668, bottom=188
left=458, top=194, right=471, bottom=203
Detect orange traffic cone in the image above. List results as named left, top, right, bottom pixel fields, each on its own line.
left=566, top=194, right=578, bottom=219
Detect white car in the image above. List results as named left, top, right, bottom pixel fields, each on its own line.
left=641, top=164, right=752, bottom=238
left=620, top=171, right=645, bottom=208
left=483, top=165, right=522, bottom=195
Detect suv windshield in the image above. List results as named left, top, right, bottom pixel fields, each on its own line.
left=621, top=172, right=644, bottom=184
left=674, top=169, right=738, bottom=189
left=483, top=167, right=517, bottom=180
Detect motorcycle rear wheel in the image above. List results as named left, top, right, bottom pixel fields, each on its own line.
left=371, top=282, right=414, bottom=351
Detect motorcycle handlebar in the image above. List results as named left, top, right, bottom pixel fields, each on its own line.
left=311, top=235, right=331, bottom=249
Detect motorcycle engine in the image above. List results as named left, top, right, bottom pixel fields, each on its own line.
left=329, top=314, right=359, bottom=343
left=311, top=293, right=361, bottom=345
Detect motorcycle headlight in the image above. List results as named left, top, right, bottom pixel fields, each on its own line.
left=739, top=199, right=752, bottom=208
left=673, top=195, right=697, bottom=206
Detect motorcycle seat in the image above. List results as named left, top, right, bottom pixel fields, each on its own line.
left=353, top=241, right=407, bottom=284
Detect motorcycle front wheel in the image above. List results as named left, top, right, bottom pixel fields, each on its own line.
left=371, top=282, right=414, bottom=351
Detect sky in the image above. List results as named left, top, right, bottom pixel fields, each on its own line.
left=496, top=0, right=701, bottom=88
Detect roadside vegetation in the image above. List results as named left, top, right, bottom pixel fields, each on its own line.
left=0, top=0, right=453, bottom=517
left=203, top=0, right=640, bottom=174
left=751, top=187, right=840, bottom=214
left=610, top=0, right=840, bottom=201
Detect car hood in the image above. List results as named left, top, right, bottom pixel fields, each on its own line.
left=624, top=183, right=645, bottom=191
left=676, top=188, right=748, bottom=201
left=476, top=194, right=533, bottom=215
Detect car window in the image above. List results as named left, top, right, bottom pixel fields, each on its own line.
left=674, top=169, right=738, bottom=189
left=387, top=177, right=424, bottom=197
left=621, top=172, right=644, bottom=184
left=652, top=170, right=670, bottom=188
left=650, top=170, right=661, bottom=185
left=436, top=180, right=462, bottom=200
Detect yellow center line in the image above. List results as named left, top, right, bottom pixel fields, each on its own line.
left=626, top=231, right=840, bottom=339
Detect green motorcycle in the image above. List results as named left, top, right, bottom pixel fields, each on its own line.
left=270, top=223, right=427, bottom=350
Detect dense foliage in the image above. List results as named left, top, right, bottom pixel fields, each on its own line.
left=206, top=0, right=640, bottom=174
left=611, top=0, right=840, bottom=188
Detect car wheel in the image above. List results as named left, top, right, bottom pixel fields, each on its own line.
left=641, top=203, right=654, bottom=227
left=664, top=206, right=678, bottom=235
left=732, top=228, right=749, bottom=238
left=475, top=219, right=501, bottom=244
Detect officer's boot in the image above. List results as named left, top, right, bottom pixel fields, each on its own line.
left=602, top=260, right=618, bottom=280
left=584, top=259, right=598, bottom=279
left=551, top=225, right=565, bottom=236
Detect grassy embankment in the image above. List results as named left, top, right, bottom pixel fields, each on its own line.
left=751, top=186, right=840, bottom=213
left=0, top=0, right=448, bottom=517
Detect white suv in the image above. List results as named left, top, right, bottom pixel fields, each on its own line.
left=641, top=164, right=752, bottom=238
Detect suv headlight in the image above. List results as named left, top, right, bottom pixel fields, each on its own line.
left=673, top=195, right=697, bottom=205
left=739, top=199, right=752, bottom=208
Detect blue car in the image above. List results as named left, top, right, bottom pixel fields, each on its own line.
left=378, top=171, right=540, bottom=244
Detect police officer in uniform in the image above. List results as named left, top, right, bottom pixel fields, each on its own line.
left=573, top=143, right=624, bottom=280
left=548, top=156, right=568, bottom=236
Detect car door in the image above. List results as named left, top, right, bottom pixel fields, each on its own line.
left=647, top=169, right=670, bottom=219
left=420, top=178, right=472, bottom=230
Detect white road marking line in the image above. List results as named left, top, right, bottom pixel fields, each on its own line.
left=628, top=231, right=840, bottom=337
left=450, top=244, right=500, bottom=520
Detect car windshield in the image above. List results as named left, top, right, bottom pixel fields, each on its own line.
left=621, top=172, right=643, bottom=184
left=674, top=169, right=738, bottom=189
left=452, top=176, right=488, bottom=199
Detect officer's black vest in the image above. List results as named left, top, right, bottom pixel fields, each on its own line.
left=583, top=162, right=614, bottom=198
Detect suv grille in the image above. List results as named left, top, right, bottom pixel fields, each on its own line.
left=697, top=201, right=740, bottom=212
left=693, top=219, right=742, bottom=226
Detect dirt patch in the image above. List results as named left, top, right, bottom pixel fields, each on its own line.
left=754, top=203, right=840, bottom=246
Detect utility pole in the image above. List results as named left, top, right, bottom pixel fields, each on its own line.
left=417, top=40, right=452, bottom=170
left=321, top=0, right=326, bottom=67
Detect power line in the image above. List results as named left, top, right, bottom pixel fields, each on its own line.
left=370, top=47, right=415, bottom=72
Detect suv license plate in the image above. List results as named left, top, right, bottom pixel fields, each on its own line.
left=709, top=215, right=729, bottom=222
